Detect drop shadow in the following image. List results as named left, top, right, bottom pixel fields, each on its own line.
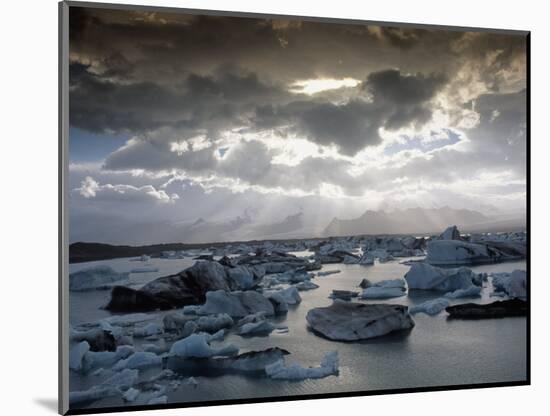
left=34, top=398, right=58, bottom=413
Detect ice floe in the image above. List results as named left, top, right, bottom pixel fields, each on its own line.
left=70, top=265, right=129, bottom=291
left=306, top=300, right=414, bottom=341
left=409, top=298, right=450, bottom=315
left=265, top=351, right=339, bottom=380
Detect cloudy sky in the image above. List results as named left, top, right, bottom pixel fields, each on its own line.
left=68, top=6, right=527, bottom=244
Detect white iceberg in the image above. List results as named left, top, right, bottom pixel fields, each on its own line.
left=491, top=270, right=527, bottom=298
left=69, top=341, right=90, bottom=371
left=265, top=351, right=339, bottom=380
left=239, top=320, right=275, bottom=336
left=113, top=351, right=162, bottom=371
left=444, top=285, right=482, bottom=299
left=69, top=265, right=129, bottom=291
left=169, top=333, right=238, bottom=359
left=405, top=263, right=479, bottom=291
left=409, top=298, right=450, bottom=315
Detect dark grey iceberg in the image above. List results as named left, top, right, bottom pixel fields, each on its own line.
left=306, top=300, right=414, bottom=341
left=445, top=299, right=527, bottom=319
left=105, top=261, right=264, bottom=312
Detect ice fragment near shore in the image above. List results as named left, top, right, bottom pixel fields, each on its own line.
left=265, top=351, right=339, bottom=380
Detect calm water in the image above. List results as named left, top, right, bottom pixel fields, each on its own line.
left=69, top=256, right=527, bottom=409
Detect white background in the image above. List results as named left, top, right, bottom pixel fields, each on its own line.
left=1, top=0, right=548, bottom=414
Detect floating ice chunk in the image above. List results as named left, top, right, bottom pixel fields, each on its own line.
left=239, top=321, right=275, bottom=336
left=360, top=279, right=407, bottom=299
left=409, top=298, right=450, bottom=315
left=133, top=322, right=163, bottom=338
left=426, top=234, right=526, bottom=265
left=101, top=313, right=154, bottom=327
left=197, top=290, right=274, bottom=318
left=317, top=270, right=341, bottom=277
left=208, top=329, right=225, bottom=342
left=358, top=253, right=375, bottom=265
left=169, top=333, right=238, bottom=359
left=142, top=340, right=167, bottom=354
left=306, top=301, right=414, bottom=341
left=268, top=287, right=302, bottom=305
left=83, top=345, right=135, bottom=372
left=130, top=266, right=159, bottom=273
left=113, top=352, right=162, bottom=371
left=147, top=396, right=167, bottom=405
left=69, top=341, right=90, bottom=371
left=491, top=270, right=527, bottom=299
left=69, top=369, right=139, bottom=405
left=69, top=265, right=129, bottom=291
left=343, top=255, right=359, bottom=264
left=360, top=286, right=406, bottom=299
left=237, top=311, right=267, bottom=326
left=182, top=305, right=201, bottom=315
left=294, top=281, right=319, bottom=291
left=405, top=263, right=479, bottom=291
left=438, top=225, right=462, bottom=240
left=329, top=290, right=359, bottom=301
left=444, top=286, right=482, bottom=299
left=265, top=351, right=339, bottom=380
left=187, top=377, right=199, bottom=387
left=123, top=387, right=140, bottom=402
left=196, top=314, right=234, bottom=333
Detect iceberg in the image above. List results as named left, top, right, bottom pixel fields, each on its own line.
left=167, top=347, right=289, bottom=375
left=169, top=333, right=239, bottom=359
left=265, top=351, right=339, bottom=380
left=491, top=270, right=527, bottom=299
left=306, top=301, right=414, bottom=341
left=69, top=328, right=116, bottom=352
left=329, top=290, right=359, bottom=301
left=130, top=266, right=159, bottom=273
left=69, top=341, right=90, bottom=371
left=294, top=281, right=319, bottom=291
left=438, top=225, right=462, bottom=240
left=317, top=270, right=341, bottom=277
left=69, top=369, right=139, bottom=405
left=106, top=260, right=265, bottom=312
left=446, top=299, right=527, bottom=319
left=238, top=320, right=276, bottom=336
left=405, top=263, right=480, bottom=291
left=197, top=290, right=274, bottom=318
left=112, top=351, right=162, bottom=371
left=69, top=265, right=129, bottom=291
left=444, top=286, right=482, bottom=299
left=426, top=237, right=526, bottom=266
left=133, top=322, right=163, bottom=338
left=409, top=298, right=450, bottom=315
left=360, top=279, right=407, bottom=299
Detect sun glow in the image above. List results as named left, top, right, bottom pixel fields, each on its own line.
left=289, top=78, right=361, bottom=95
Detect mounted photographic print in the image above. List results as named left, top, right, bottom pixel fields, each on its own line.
left=59, top=1, right=530, bottom=414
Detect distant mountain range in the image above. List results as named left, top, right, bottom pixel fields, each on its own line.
left=323, top=207, right=496, bottom=237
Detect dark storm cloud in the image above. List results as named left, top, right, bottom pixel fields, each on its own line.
left=69, top=62, right=288, bottom=135
left=249, top=70, right=446, bottom=155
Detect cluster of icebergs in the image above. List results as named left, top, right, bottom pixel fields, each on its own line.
left=69, top=224, right=527, bottom=408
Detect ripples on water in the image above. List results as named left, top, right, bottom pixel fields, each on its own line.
left=69, top=255, right=527, bottom=409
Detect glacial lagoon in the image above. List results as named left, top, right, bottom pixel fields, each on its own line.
left=68, top=248, right=527, bottom=410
